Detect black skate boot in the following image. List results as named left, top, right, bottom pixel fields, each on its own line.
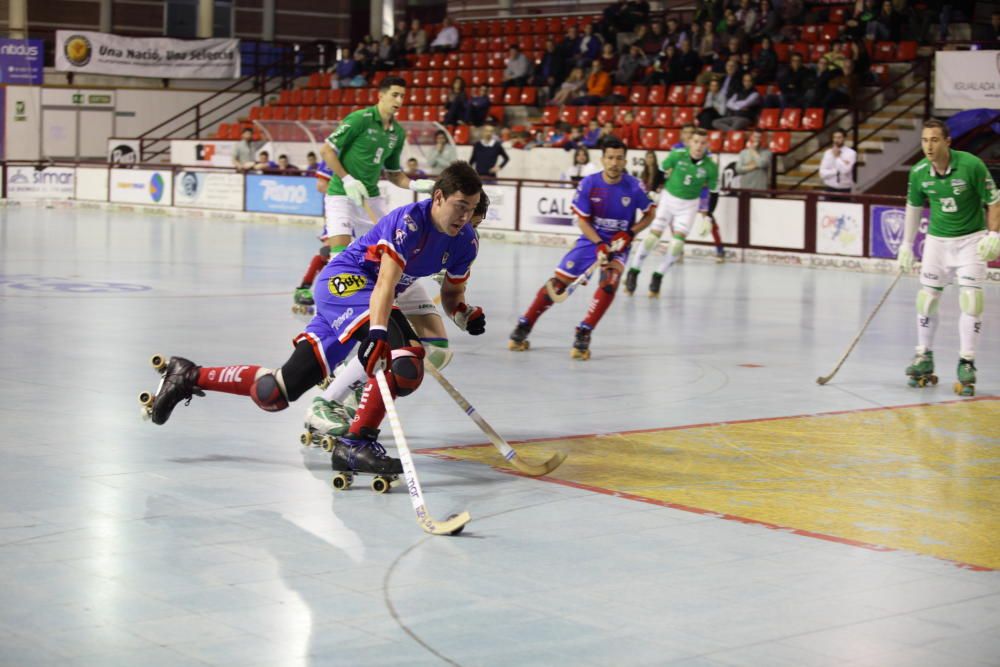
left=331, top=427, right=402, bottom=493
left=149, top=357, right=204, bottom=425
left=649, top=272, right=663, bottom=298
left=570, top=325, right=592, bottom=360
left=508, top=317, right=532, bottom=351
left=624, top=268, right=639, bottom=296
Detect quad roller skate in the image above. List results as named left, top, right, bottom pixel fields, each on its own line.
left=299, top=397, right=352, bottom=450
left=570, top=325, right=592, bottom=360
left=291, top=286, right=315, bottom=315
left=330, top=427, right=401, bottom=493
left=508, top=317, right=532, bottom=351
left=138, top=355, right=204, bottom=424
left=649, top=272, right=663, bottom=298
left=954, top=358, right=976, bottom=397
left=624, top=268, right=639, bottom=296
left=715, top=248, right=726, bottom=264
left=905, top=350, right=938, bottom=388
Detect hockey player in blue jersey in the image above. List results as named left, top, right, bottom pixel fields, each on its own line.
left=508, top=138, right=657, bottom=359
left=144, top=162, right=485, bottom=476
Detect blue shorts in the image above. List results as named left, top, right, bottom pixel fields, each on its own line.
left=555, top=237, right=629, bottom=281
left=298, top=267, right=381, bottom=376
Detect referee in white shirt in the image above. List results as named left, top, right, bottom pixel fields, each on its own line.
left=818, top=128, right=857, bottom=193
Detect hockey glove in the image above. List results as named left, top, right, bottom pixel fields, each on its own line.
left=897, top=246, right=915, bottom=273
left=595, top=242, right=611, bottom=265
left=451, top=303, right=486, bottom=335
left=409, top=179, right=436, bottom=194
left=697, top=212, right=714, bottom=237
left=609, top=230, right=634, bottom=253
left=358, top=326, right=391, bottom=377
left=977, top=231, right=1000, bottom=262
left=341, top=174, right=368, bottom=207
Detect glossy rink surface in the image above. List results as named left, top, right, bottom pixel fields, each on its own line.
left=1, top=203, right=998, bottom=667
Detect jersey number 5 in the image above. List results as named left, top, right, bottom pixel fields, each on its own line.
left=683, top=174, right=693, bottom=186
left=940, top=197, right=957, bottom=213
left=372, top=147, right=384, bottom=165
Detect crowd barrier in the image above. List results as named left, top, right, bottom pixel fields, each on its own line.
left=3, top=160, right=998, bottom=280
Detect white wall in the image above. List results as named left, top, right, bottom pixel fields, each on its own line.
left=114, top=88, right=260, bottom=140
left=4, top=86, right=42, bottom=160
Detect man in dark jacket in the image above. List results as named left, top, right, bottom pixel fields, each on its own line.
left=469, top=125, right=510, bottom=178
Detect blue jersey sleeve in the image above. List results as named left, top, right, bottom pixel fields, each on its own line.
left=444, top=229, right=479, bottom=284
left=571, top=176, right=593, bottom=219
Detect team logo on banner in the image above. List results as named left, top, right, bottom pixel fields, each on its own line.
left=880, top=208, right=904, bottom=255
left=149, top=173, right=165, bottom=202
left=64, top=35, right=91, bottom=66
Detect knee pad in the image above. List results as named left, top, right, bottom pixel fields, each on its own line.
left=547, top=277, right=568, bottom=296
left=250, top=371, right=289, bottom=412
left=670, top=235, right=686, bottom=257
left=641, top=231, right=662, bottom=252
left=319, top=245, right=332, bottom=259
left=599, top=267, right=620, bottom=294
left=279, top=340, right=326, bottom=402
left=916, top=287, right=942, bottom=316
left=959, top=287, right=983, bottom=317
left=421, top=339, right=453, bottom=370
left=390, top=346, right=425, bottom=397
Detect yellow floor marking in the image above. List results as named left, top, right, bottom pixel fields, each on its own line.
left=426, top=399, right=1000, bottom=570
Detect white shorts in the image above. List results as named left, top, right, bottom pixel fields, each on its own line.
left=322, top=194, right=388, bottom=241
left=651, top=191, right=700, bottom=236
left=396, top=279, right=439, bottom=318
left=920, top=231, right=986, bottom=289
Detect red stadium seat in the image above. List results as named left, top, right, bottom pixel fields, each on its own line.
left=408, top=88, right=426, bottom=104
left=503, top=87, right=520, bottom=104
left=897, top=41, right=917, bottom=61
left=812, top=43, right=829, bottom=62
left=340, top=88, right=357, bottom=104
left=471, top=70, right=487, bottom=85
left=614, top=106, right=631, bottom=125
left=612, top=85, right=629, bottom=99
left=830, top=6, right=848, bottom=23
left=635, top=107, right=653, bottom=126
left=559, top=106, right=578, bottom=124
left=629, top=85, right=648, bottom=105
left=261, top=105, right=275, bottom=120
left=673, top=107, right=694, bottom=126
left=278, top=89, right=292, bottom=105
left=328, top=89, right=343, bottom=104
left=648, top=85, right=666, bottom=105
left=519, top=88, right=537, bottom=105
left=290, top=89, right=303, bottom=105
left=820, top=23, right=841, bottom=42
left=298, top=106, right=314, bottom=121
left=577, top=106, right=597, bottom=124
left=687, top=84, right=706, bottom=106
left=654, top=107, right=673, bottom=127
left=707, top=130, right=724, bottom=153
left=779, top=108, right=802, bottom=130
left=801, top=25, right=820, bottom=43
left=790, top=42, right=810, bottom=60
left=454, top=125, right=471, bottom=144
left=324, top=106, right=338, bottom=120
left=487, top=69, right=504, bottom=85
left=472, top=53, right=488, bottom=68
left=541, top=106, right=559, bottom=124
left=801, top=108, right=825, bottom=130
left=412, top=71, right=427, bottom=87
left=426, top=71, right=442, bottom=87
left=248, top=106, right=262, bottom=120
left=429, top=53, right=445, bottom=69
left=415, top=54, right=431, bottom=69
left=660, top=129, right=681, bottom=148
left=873, top=41, right=896, bottom=62
left=723, top=131, right=746, bottom=152
left=314, top=89, right=328, bottom=105
left=757, top=108, right=779, bottom=130
left=596, top=107, right=615, bottom=124
left=774, top=42, right=790, bottom=63
left=395, top=107, right=410, bottom=121
left=457, top=53, right=472, bottom=68
left=870, top=63, right=889, bottom=84
left=641, top=128, right=660, bottom=149
left=487, top=88, right=502, bottom=104
left=666, top=84, right=686, bottom=105
left=307, top=73, right=321, bottom=88
left=768, top=131, right=791, bottom=154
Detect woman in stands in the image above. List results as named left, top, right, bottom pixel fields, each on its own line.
left=444, top=76, right=468, bottom=127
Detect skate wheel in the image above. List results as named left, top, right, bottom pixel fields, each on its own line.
left=953, top=382, right=974, bottom=397
left=332, top=472, right=353, bottom=490
left=150, top=355, right=166, bottom=372
left=320, top=436, right=335, bottom=452
left=300, top=432, right=311, bottom=447
left=508, top=340, right=529, bottom=351
left=371, top=476, right=391, bottom=494
left=138, top=391, right=154, bottom=407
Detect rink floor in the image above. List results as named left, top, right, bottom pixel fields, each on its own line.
left=1, top=203, right=998, bottom=666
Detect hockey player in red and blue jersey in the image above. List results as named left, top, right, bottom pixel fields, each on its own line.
left=144, top=162, right=485, bottom=476
left=508, top=138, right=657, bottom=359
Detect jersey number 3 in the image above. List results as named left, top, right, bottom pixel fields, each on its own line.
left=372, top=147, right=384, bottom=165
left=940, top=196, right=957, bottom=213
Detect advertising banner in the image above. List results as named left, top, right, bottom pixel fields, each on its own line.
left=815, top=202, right=864, bottom=256
left=170, top=139, right=236, bottom=167
left=245, top=174, right=323, bottom=216
left=518, top=184, right=580, bottom=234
left=175, top=171, right=244, bottom=211
left=75, top=167, right=109, bottom=201
left=934, top=51, right=1000, bottom=110
left=55, top=31, right=240, bottom=79
left=110, top=169, right=173, bottom=205
left=870, top=205, right=929, bottom=260
left=0, top=39, right=44, bottom=85
left=478, top=184, right=517, bottom=230
left=6, top=166, right=75, bottom=200
left=108, top=139, right=140, bottom=165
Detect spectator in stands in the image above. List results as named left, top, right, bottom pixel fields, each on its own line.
left=849, top=38, right=873, bottom=85
left=697, top=77, right=728, bottom=128
left=577, top=23, right=604, bottom=67
left=670, top=39, right=703, bottom=83
left=633, top=24, right=658, bottom=56
left=870, top=0, right=904, bottom=40
left=573, top=59, right=613, bottom=106
left=771, top=52, right=812, bottom=109
left=354, top=35, right=377, bottom=61
left=615, top=44, right=648, bottom=84
left=736, top=130, right=772, bottom=190
left=582, top=119, right=603, bottom=148
left=719, top=35, right=744, bottom=64
left=717, top=8, right=743, bottom=41
left=736, top=0, right=759, bottom=34
left=661, top=17, right=687, bottom=49
left=684, top=21, right=703, bottom=50
left=641, top=53, right=669, bottom=85
left=406, top=19, right=428, bottom=54
left=232, top=127, right=256, bottom=171
left=599, top=42, right=619, bottom=73
left=276, top=154, right=297, bottom=173
left=467, top=85, right=491, bottom=126
left=427, top=130, right=457, bottom=173
left=430, top=17, right=460, bottom=52
left=749, top=0, right=780, bottom=41
left=820, top=39, right=850, bottom=74
left=304, top=151, right=320, bottom=175
left=553, top=125, right=586, bottom=150
left=597, top=121, right=618, bottom=148
left=819, top=128, right=857, bottom=193
left=557, top=26, right=582, bottom=66
left=470, top=124, right=509, bottom=178
left=404, top=158, right=427, bottom=180
left=640, top=149, right=666, bottom=193
left=525, top=129, right=546, bottom=149
left=393, top=19, right=409, bottom=54
left=551, top=66, right=586, bottom=105
left=718, top=57, right=743, bottom=100
left=713, top=73, right=761, bottom=130
left=503, top=45, right=532, bottom=88
left=695, top=0, right=725, bottom=26
left=563, top=147, right=599, bottom=182
left=253, top=151, right=277, bottom=172
left=534, top=38, right=567, bottom=95
left=336, top=53, right=366, bottom=87
left=822, top=59, right=860, bottom=111
left=444, top=76, right=468, bottom=126
left=753, top=36, right=778, bottom=83
left=844, top=0, right=878, bottom=41
left=619, top=110, right=641, bottom=148
left=779, top=0, right=805, bottom=27
left=697, top=19, right=719, bottom=59
left=376, top=35, right=399, bottom=70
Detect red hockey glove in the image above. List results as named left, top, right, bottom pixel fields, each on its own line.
left=609, top=230, right=634, bottom=253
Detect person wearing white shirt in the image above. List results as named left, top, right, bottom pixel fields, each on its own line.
left=430, top=18, right=460, bottom=52
left=819, top=129, right=857, bottom=192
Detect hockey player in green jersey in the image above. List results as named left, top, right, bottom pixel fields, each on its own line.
left=898, top=119, right=1000, bottom=396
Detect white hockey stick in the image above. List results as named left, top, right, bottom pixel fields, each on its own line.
left=545, top=261, right=598, bottom=303
left=816, top=270, right=904, bottom=386
left=375, top=369, right=470, bottom=535
left=426, top=364, right=567, bottom=476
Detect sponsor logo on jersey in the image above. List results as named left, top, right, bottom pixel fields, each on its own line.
left=922, top=181, right=935, bottom=187
left=441, top=252, right=449, bottom=265
left=332, top=307, right=355, bottom=330
left=951, top=178, right=966, bottom=194
left=328, top=273, right=368, bottom=297
left=621, top=196, right=631, bottom=206
left=395, top=228, right=407, bottom=245
left=404, top=215, right=418, bottom=231
left=567, top=260, right=575, bottom=269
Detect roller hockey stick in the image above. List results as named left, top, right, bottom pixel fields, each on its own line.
left=375, top=369, right=470, bottom=535
left=545, top=261, right=598, bottom=303
left=816, top=269, right=904, bottom=386
left=425, top=364, right=567, bottom=476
